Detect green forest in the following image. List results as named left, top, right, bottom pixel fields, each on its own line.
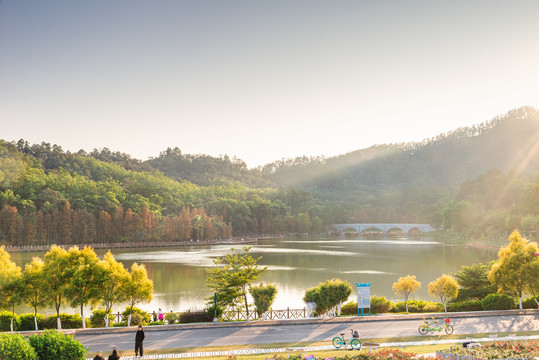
left=1, top=106, right=539, bottom=246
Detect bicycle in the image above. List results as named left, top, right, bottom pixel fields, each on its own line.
left=418, top=317, right=453, bottom=335
left=332, top=329, right=362, bottom=350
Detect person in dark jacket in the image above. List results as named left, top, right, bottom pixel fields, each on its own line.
left=135, top=325, right=145, bottom=357
left=93, top=352, right=105, bottom=360
left=108, top=349, right=120, bottom=360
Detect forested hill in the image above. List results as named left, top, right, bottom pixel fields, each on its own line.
left=1, top=106, right=539, bottom=247
left=261, top=107, right=539, bottom=191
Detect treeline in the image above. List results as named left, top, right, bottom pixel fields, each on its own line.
left=0, top=202, right=232, bottom=246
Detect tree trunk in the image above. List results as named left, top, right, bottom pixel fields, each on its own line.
left=34, top=308, right=38, bottom=331
left=405, top=301, right=409, bottom=314
left=10, top=303, right=14, bottom=332
left=81, top=304, right=86, bottom=328
left=243, top=294, right=249, bottom=320
left=128, top=306, right=132, bottom=327
left=56, top=301, right=62, bottom=330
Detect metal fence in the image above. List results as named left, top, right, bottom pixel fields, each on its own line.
left=111, top=307, right=312, bottom=323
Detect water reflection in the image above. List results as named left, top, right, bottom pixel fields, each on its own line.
left=11, top=236, right=497, bottom=315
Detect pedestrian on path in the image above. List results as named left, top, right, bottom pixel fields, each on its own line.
left=93, top=351, right=105, bottom=360
left=158, top=308, right=164, bottom=321
left=135, top=325, right=145, bottom=357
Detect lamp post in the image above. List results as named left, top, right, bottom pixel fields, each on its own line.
left=213, top=292, right=218, bottom=322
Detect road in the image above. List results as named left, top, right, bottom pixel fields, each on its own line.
left=74, top=312, right=539, bottom=353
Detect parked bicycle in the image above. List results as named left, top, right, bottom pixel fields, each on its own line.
left=418, top=317, right=453, bottom=335
left=332, top=329, right=362, bottom=350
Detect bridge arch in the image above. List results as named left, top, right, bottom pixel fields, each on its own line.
left=333, top=223, right=436, bottom=237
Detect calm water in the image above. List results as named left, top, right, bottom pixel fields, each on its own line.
left=12, top=236, right=497, bottom=315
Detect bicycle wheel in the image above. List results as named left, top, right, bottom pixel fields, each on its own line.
left=332, top=337, right=343, bottom=349
left=350, top=338, right=362, bottom=350
left=418, top=325, right=428, bottom=335
left=445, top=325, right=453, bottom=335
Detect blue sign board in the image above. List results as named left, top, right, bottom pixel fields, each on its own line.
left=355, top=282, right=372, bottom=316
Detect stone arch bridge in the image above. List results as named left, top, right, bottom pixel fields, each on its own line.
left=333, top=223, right=436, bottom=236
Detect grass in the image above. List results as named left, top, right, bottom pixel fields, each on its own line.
left=111, top=330, right=539, bottom=359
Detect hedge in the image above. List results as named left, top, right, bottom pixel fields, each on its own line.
left=0, top=311, right=20, bottom=332
left=481, top=293, right=514, bottom=310
left=19, top=313, right=46, bottom=331
left=42, top=313, right=82, bottom=329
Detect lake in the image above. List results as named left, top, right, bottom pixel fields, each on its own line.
left=11, top=236, right=497, bottom=315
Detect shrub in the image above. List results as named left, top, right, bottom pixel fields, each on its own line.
left=164, top=311, right=179, bottom=324
left=481, top=293, right=514, bottom=310
left=179, top=310, right=212, bottom=323
left=371, top=296, right=393, bottom=313
left=0, top=333, right=37, bottom=360
left=423, top=302, right=444, bottom=313
left=340, top=301, right=358, bottom=315
left=522, top=297, right=539, bottom=309
left=447, top=300, right=483, bottom=312
left=206, top=305, right=223, bottom=320
left=148, top=320, right=165, bottom=326
left=19, top=313, right=46, bottom=331
left=89, top=309, right=115, bottom=328
left=392, top=300, right=442, bottom=313
left=43, top=313, right=82, bottom=329
left=28, top=329, right=86, bottom=360
left=0, top=311, right=20, bottom=332
left=121, top=307, right=151, bottom=325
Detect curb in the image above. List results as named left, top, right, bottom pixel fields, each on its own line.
left=71, top=309, right=538, bottom=336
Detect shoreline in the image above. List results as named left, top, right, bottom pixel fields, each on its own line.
left=2, top=237, right=284, bottom=253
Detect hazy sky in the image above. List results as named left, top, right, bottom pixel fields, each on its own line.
left=1, top=1, right=539, bottom=167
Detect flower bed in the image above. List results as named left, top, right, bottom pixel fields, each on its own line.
left=437, top=341, right=539, bottom=360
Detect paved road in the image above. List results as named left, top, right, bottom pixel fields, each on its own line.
left=74, top=311, right=539, bottom=353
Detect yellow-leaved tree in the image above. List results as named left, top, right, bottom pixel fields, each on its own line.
left=428, top=274, right=459, bottom=312
left=392, top=275, right=421, bottom=313
left=488, top=230, right=539, bottom=309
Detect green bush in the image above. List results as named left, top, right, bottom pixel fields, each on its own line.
left=481, top=293, right=514, bottom=310
left=392, top=300, right=442, bottom=313
left=42, top=313, right=82, bottom=329
left=28, top=329, right=86, bottom=360
left=340, top=301, right=358, bottom=315
left=148, top=320, right=165, bottom=326
left=205, top=305, right=223, bottom=320
left=19, top=313, right=46, bottom=331
left=371, top=296, right=394, bottom=313
left=89, top=309, right=115, bottom=328
left=121, top=307, right=150, bottom=325
left=0, top=311, right=20, bottom=332
left=522, top=297, right=539, bottom=309
left=448, top=300, right=483, bottom=312
left=179, top=310, right=212, bottom=323
left=0, top=333, right=37, bottom=360
left=164, top=312, right=179, bottom=324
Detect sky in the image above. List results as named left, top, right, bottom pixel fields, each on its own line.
left=1, top=1, right=539, bottom=168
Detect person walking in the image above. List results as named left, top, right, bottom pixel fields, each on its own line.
left=158, top=308, right=164, bottom=321
left=135, top=325, right=145, bottom=358
left=93, top=352, right=105, bottom=360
